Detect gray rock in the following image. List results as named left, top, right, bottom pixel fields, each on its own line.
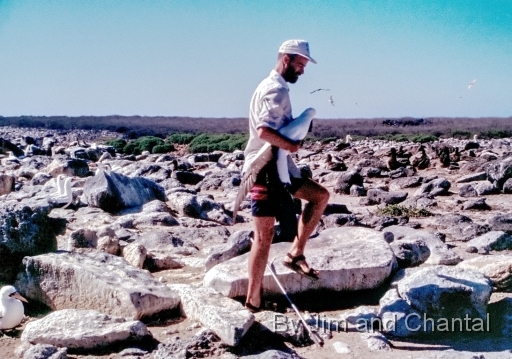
left=397, top=265, right=492, bottom=320
left=487, top=213, right=512, bottom=234
left=378, top=287, right=424, bottom=337
left=204, top=227, right=396, bottom=298
left=322, top=214, right=360, bottom=229
left=349, top=185, right=366, bottom=196
left=15, top=251, right=180, bottom=320
left=414, top=178, right=451, bottom=197
left=389, top=239, right=430, bottom=268
left=20, top=309, right=150, bottom=350
left=45, top=156, right=90, bottom=177
left=21, top=344, right=68, bottom=359
left=485, top=156, right=512, bottom=190
left=456, top=172, right=487, bottom=183
left=459, top=183, right=478, bottom=198
left=466, top=231, right=512, bottom=252
left=503, top=178, right=512, bottom=194
left=383, top=226, right=461, bottom=265
left=82, top=171, right=166, bottom=213
left=152, top=329, right=222, bottom=359
left=0, top=173, right=15, bottom=195
left=167, top=192, right=231, bottom=225
left=462, top=198, right=491, bottom=210
left=241, top=350, right=302, bottom=359
left=205, top=230, right=252, bottom=271
left=172, top=170, right=205, bottom=185
left=169, top=284, right=254, bottom=346
left=333, top=170, right=364, bottom=194
left=366, top=188, right=408, bottom=205
left=389, top=176, right=423, bottom=190
left=434, top=214, right=489, bottom=242
left=475, top=180, right=498, bottom=195
left=0, top=201, right=57, bottom=282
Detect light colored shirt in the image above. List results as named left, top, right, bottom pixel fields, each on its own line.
left=243, top=70, right=294, bottom=174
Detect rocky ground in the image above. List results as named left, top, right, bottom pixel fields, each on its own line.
left=1, top=126, right=512, bottom=358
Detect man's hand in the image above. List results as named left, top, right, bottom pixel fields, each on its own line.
left=257, top=127, right=301, bottom=153
left=289, top=140, right=301, bottom=153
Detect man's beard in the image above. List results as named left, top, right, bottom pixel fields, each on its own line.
left=282, top=64, right=300, bottom=83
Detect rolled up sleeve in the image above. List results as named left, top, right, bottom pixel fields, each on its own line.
left=256, top=86, right=289, bottom=131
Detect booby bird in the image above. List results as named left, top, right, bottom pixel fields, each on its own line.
left=345, top=134, right=353, bottom=144
left=0, top=285, right=27, bottom=330
left=329, top=95, right=335, bottom=106
left=50, top=176, right=73, bottom=208
left=232, top=108, right=316, bottom=222
left=95, top=163, right=112, bottom=176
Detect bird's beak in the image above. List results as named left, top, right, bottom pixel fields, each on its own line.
left=13, top=292, right=28, bottom=303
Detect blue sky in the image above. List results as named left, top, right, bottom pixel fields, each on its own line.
left=0, top=0, right=510, bottom=119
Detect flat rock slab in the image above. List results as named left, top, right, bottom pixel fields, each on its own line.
left=15, top=251, right=181, bottom=320
left=20, top=309, right=150, bottom=350
left=169, top=284, right=254, bottom=346
left=204, top=227, right=396, bottom=298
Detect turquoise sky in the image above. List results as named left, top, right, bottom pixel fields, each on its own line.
left=0, top=0, right=510, bottom=119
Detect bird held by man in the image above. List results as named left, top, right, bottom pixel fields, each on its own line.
left=0, top=285, right=28, bottom=331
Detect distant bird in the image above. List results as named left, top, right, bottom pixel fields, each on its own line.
left=329, top=95, right=335, bottom=106
left=468, top=79, right=477, bottom=89
left=345, top=134, right=353, bottom=144
left=0, top=285, right=27, bottom=330
left=310, top=88, right=330, bottom=94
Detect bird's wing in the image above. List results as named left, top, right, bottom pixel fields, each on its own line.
left=232, top=143, right=274, bottom=224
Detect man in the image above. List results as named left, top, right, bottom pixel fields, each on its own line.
left=243, top=39, right=330, bottom=312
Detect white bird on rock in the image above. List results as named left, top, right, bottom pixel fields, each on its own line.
left=0, top=285, right=27, bottom=330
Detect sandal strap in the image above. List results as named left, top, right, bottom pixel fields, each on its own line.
left=286, top=253, right=306, bottom=265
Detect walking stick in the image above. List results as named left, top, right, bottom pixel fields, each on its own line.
left=250, top=239, right=324, bottom=347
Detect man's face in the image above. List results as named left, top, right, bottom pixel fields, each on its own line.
left=282, top=55, right=308, bottom=83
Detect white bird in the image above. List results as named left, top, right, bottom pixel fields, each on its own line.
left=51, top=176, right=73, bottom=208
left=310, top=88, right=330, bottom=94
left=0, top=285, right=27, bottom=330
left=345, top=134, right=353, bottom=144
left=468, top=79, right=477, bottom=89
left=95, top=163, right=112, bottom=176
left=329, top=95, right=335, bottom=106
left=55, top=174, right=66, bottom=196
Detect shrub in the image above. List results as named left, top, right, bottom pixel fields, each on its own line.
left=153, top=143, right=175, bottom=154
left=106, top=139, right=127, bottom=153
left=187, top=133, right=248, bottom=153
left=411, top=134, right=438, bottom=143
left=376, top=205, right=433, bottom=218
left=167, top=133, right=196, bottom=144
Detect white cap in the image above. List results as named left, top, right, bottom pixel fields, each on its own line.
left=278, top=39, right=317, bottom=64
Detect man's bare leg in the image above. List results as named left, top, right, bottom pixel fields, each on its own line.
left=246, top=216, right=275, bottom=309
left=285, top=178, right=329, bottom=273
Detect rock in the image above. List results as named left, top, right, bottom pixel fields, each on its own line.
left=378, top=287, right=424, bottom=337
left=241, top=350, right=301, bottom=359
left=204, top=227, right=396, bottom=298
left=389, top=239, right=430, bottom=269
left=82, top=171, right=166, bottom=213
left=462, top=198, right=491, bottom=210
left=458, top=255, right=512, bottom=292
left=0, top=173, right=15, bottom=195
left=485, top=156, right=512, bottom=190
left=167, top=192, right=231, bottom=225
left=475, top=180, right=498, bottom=196
left=414, top=178, right=451, bottom=197
left=20, top=309, right=150, bottom=350
left=466, top=231, right=512, bottom=252
left=205, top=230, right=252, bottom=271
left=434, top=214, right=489, bottom=242
left=366, top=188, right=408, bottom=205
left=333, top=170, right=364, bottom=194
left=456, top=172, right=487, bottom=183
left=152, top=329, right=223, bottom=359
left=389, top=176, right=423, bottom=190
left=397, top=265, right=492, bottom=321
left=172, top=170, right=205, bottom=185
left=383, top=226, right=461, bottom=265
left=15, top=251, right=180, bottom=320
left=169, top=284, right=254, bottom=346
left=322, top=214, right=360, bottom=229
left=20, top=344, right=68, bottom=359
left=122, top=243, right=148, bottom=269
left=503, top=178, right=512, bottom=194
left=487, top=213, right=512, bottom=234
left=459, top=184, right=478, bottom=198
left=360, top=331, right=391, bottom=351
left=0, top=201, right=57, bottom=282
left=349, top=185, right=366, bottom=196
left=323, top=203, right=351, bottom=215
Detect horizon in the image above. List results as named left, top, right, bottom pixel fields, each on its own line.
left=1, top=1, right=511, bottom=119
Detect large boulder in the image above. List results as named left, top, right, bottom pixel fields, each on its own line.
left=45, top=156, right=90, bottom=177
left=0, top=173, right=15, bottom=195
left=15, top=251, right=180, bottom=320
left=82, top=171, right=166, bottom=213
left=167, top=192, right=231, bottom=225
left=485, top=157, right=512, bottom=190
left=204, top=227, right=396, bottom=298
left=458, top=255, right=512, bottom=292
left=333, top=170, right=364, bottom=194
left=0, top=201, right=57, bottom=282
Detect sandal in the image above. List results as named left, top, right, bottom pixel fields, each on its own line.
left=244, top=301, right=262, bottom=313
left=283, top=253, right=319, bottom=280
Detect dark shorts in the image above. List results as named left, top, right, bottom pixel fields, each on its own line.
left=250, top=175, right=305, bottom=217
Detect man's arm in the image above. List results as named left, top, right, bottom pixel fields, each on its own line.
left=257, top=127, right=300, bottom=153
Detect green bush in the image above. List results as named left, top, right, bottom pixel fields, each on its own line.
left=376, top=204, right=433, bottom=218
left=119, top=136, right=170, bottom=155
left=411, top=134, right=438, bottom=143
left=153, top=143, right=175, bottom=154
left=167, top=133, right=196, bottom=144
left=187, top=133, right=248, bottom=153
left=106, top=139, right=127, bottom=153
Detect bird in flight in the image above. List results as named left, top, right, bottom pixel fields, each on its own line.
left=310, top=88, right=330, bottom=94
left=468, top=79, right=477, bottom=89
left=329, top=95, right=335, bottom=106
